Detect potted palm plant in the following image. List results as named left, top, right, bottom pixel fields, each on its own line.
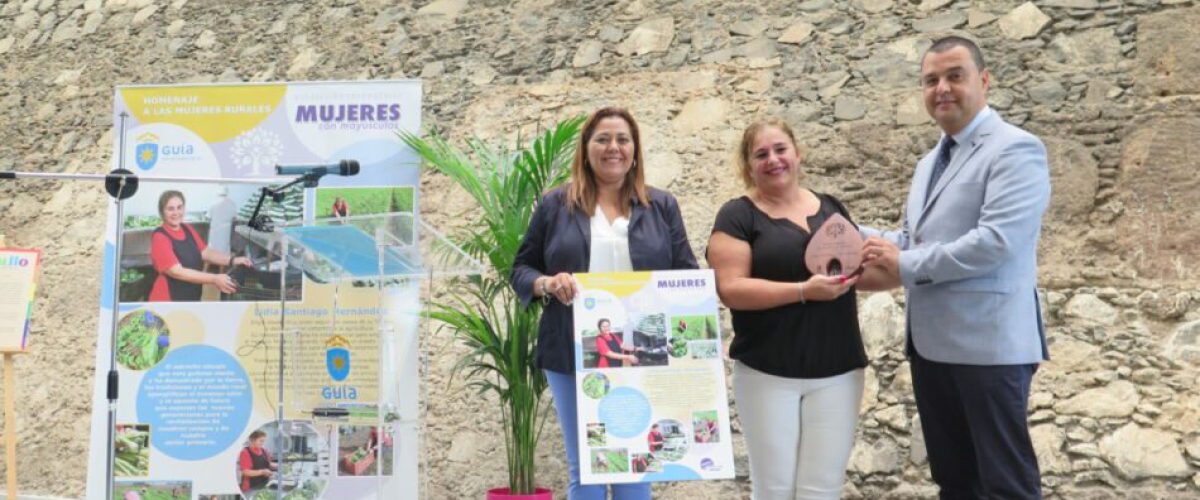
left=399, top=115, right=585, bottom=499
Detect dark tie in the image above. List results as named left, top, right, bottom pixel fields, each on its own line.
left=925, top=136, right=956, bottom=202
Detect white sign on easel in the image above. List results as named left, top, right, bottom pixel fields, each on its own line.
left=0, top=245, right=41, bottom=500
left=0, top=247, right=40, bottom=351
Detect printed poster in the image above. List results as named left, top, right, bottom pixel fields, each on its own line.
left=0, top=247, right=41, bottom=351
left=573, top=270, right=735, bottom=484
left=86, top=81, right=423, bottom=500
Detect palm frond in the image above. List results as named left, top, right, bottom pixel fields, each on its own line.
left=397, top=115, right=585, bottom=494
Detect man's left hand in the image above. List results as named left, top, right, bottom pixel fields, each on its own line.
left=862, top=237, right=901, bottom=280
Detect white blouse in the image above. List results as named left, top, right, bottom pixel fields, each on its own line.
left=589, top=206, right=634, bottom=273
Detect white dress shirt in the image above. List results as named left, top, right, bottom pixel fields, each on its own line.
left=588, top=206, right=634, bottom=273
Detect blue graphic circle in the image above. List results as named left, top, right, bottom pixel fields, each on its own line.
left=596, top=387, right=652, bottom=438
left=642, top=464, right=703, bottom=481
left=137, top=345, right=252, bottom=460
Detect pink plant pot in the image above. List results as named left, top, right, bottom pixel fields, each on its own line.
left=485, top=487, right=553, bottom=500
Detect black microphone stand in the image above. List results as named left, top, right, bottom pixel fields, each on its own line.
left=244, top=169, right=327, bottom=500
left=246, top=172, right=322, bottom=233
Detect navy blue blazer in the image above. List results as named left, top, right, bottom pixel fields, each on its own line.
left=512, top=186, right=699, bottom=373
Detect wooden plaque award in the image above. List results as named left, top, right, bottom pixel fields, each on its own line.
left=804, top=213, right=863, bottom=276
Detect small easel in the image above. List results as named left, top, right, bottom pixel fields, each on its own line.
left=0, top=233, right=12, bottom=499
left=0, top=235, right=36, bottom=500
left=2, top=348, right=18, bottom=500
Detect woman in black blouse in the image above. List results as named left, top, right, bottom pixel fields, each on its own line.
left=707, top=118, right=890, bottom=500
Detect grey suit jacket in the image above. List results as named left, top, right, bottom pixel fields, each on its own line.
left=864, top=110, right=1051, bottom=365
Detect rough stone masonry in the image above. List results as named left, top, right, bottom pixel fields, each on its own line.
left=1, top=0, right=1198, bottom=498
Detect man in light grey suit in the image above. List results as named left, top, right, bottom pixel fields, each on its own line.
left=861, top=36, right=1051, bottom=499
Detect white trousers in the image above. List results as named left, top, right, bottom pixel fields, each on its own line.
left=733, top=362, right=864, bottom=500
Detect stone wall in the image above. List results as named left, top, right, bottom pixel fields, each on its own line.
left=1, top=0, right=1198, bottom=498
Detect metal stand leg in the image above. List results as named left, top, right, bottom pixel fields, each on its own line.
left=276, top=237, right=288, bottom=500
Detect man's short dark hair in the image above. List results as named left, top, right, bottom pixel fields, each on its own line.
left=925, top=35, right=986, bottom=71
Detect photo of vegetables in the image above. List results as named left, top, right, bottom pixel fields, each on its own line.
left=586, top=423, right=606, bottom=447
left=590, top=448, right=630, bottom=474
left=668, top=314, right=718, bottom=358
left=337, top=425, right=393, bottom=477
left=668, top=337, right=688, bottom=358
left=115, top=424, right=151, bottom=477
left=113, top=480, right=190, bottom=500
left=117, top=310, right=171, bottom=371
left=582, top=372, right=610, bottom=399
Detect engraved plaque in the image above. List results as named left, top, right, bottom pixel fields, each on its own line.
left=804, top=213, right=863, bottom=276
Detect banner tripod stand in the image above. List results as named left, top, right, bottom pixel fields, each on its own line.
left=0, top=112, right=139, bottom=500
left=101, top=168, right=138, bottom=500
left=1, top=156, right=295, bottom=500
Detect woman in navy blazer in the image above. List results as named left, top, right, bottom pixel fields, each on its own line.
left=512, top=107, right=697, bottom=499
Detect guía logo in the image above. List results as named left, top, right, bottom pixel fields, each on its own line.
left=135, top=132, right=159, bottom=171
left=134, top=132, right=197, bottom=171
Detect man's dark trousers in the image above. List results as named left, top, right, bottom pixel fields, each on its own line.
left=911, top=349, right=1042, bottom=500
